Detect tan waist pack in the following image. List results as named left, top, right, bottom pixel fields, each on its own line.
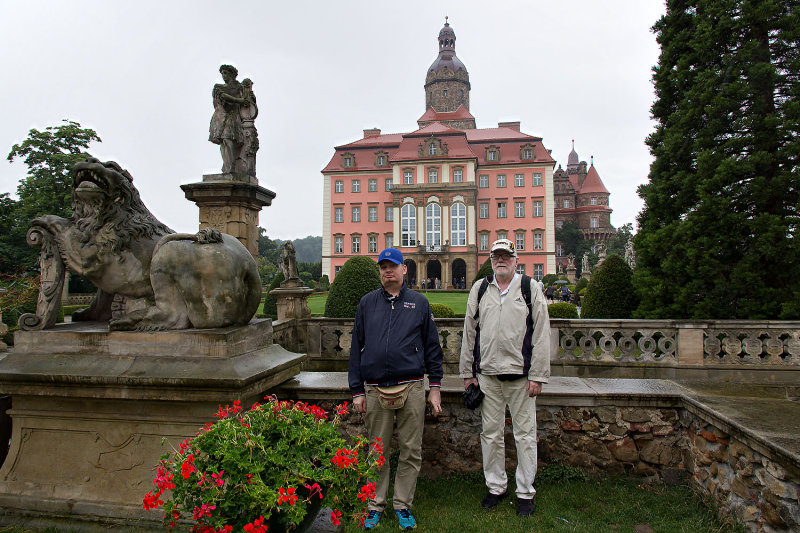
left=375, top=383, right=414, bottom=409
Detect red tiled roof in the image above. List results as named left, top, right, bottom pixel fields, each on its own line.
left=417, top=105, right=475, bottom=123
left=393, top=126, right=477, bottom=162
left=406, top=122, right=466, bottom=137
left=579, top=164, right=609, bottom=194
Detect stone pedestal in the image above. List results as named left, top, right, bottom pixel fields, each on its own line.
left=566, top=265, right=577, bottom=284
left=270, top=285, right=314, bottom=322
left=0, top=319, right=305, bottom=530
left=181, top=173, right=276, bottom=258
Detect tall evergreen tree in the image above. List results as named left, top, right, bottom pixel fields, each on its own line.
left=635, top=0, right=800, bottom=319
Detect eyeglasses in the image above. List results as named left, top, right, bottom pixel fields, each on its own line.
left=490, top=253, right=513, bottom=261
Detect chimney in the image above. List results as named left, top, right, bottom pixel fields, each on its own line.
left=363, top=128, right=381, bottom=138
left=498, top=121, right=520, bottom=131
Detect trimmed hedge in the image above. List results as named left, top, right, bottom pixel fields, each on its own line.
left=548, top=302, right=579, bottom=319
left=430, top=303, right=455, bottom=318
left=580, top=254, right=638, bottom=319
left=472, top=258, right=493, bottom=284
left=261, top=272, right=285, bottom=319
left=324, top=256, right=381, bottom=318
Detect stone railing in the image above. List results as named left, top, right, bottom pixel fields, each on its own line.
left=294, top=318, right=800, bottom=380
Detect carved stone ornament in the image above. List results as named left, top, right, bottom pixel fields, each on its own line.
left=24, top=158, right=261, bottom=331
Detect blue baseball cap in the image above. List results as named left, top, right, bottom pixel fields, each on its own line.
left=377, top=248, right=404, bottom=265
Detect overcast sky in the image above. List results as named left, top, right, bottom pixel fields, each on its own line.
left=1, top=0, right=665, bottom=240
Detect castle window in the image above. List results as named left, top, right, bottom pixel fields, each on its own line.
left=351, top=236, right=360, bottom=253
left=515, top=232, right=525, bottom=251
left=352, top=206, right=361, bottom=222
left=557, top=244, right=563, bottom=256
left=497, top=174, right=506, bottom=188
left=591, top=216, right=599, bottom=228
left=533, top=232, right=543, bottom=250
left=479, top=175, right=489, bottom=188
left=533, top=201, right=543, bottom=217
left=453, top=168, right=463, bottom=182
left=334, top=207, right=343, bottom=223
left=343, top=156, right=353, bottom=168
left=515, top=174, right=525, bottom=187
left=426, top=203, right=442, bottom=249
left=515, top=201, right=525, bottom=217
left=385, top=206, right=394, bottom=221
left=591, top=197, right=598, bottom=206
left=451, top=202, right=466, bottom=246
left=479, top=202, right=489, bottom=219
left=385, top=178, right=393, bottom=191
left=516, top=264, right=526, bottom=276
left=556, top=220, right=564, bottom=229
left=368, top=179, right=377, bottom=192
left=497, top=202, right=507, bottom=218
left=523, top=148, right=532, bottom=160
left=334, top=236, right=343, bottom=254
left=428, top=168, right=438, bottom=183
left=385, top=234, right=394, bottom=249
left=352, top=179, right=360, bottom=193
left=404, top=170, right=414, bottom=184
left=533, top=173, right=542, bottom=186
left=401, top=204, right=417, bottom=247
left=368, top=206, right=378, bottom=222
left=335, top=180, right=343, bottom=193
left=564, top=199, right=571, bottom=209
left=429, top=143, right=437, bottom=156
left=443, top=89, right=448, bottom=97
left=368, top=235, right=378, bottom=253
left=479, top=233, right=489, bottom=251
left=487, top=150, right=499, bottom=162
left=497, top=231, right=507, bottom=240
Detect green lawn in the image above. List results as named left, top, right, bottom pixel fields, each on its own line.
left=307, top=291, right=469, bottom=317
left=0, top=468, right=741, bottom=533
left=342, top=468, right=742, bottom=533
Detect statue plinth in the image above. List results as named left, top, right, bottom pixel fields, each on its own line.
left=181, top=177, right=276, bottom=258
left=566, top=266, right=577, bottom=284
left=270, top=285, right=314, bottom=321
left=0, top=320, right=306, bottom=529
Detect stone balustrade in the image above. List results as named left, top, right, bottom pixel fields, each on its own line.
left=295, top=318, right=800, bottom=382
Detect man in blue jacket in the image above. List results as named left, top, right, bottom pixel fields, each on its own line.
left=349, top=247, right=444, bottom=530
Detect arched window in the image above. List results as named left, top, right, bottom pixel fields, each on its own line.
left=426, top=203, right=441, bottom=250
left=450, top=202, right=466, bottom=246
left=401, top=204, right=417, bottom=247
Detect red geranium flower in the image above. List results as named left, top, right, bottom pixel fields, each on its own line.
left=244, top=516, right=268, bottom=532
left=330, top=509, right=342, bottom=526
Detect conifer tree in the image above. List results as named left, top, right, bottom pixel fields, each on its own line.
left=635, top=0, right=800, bottom=319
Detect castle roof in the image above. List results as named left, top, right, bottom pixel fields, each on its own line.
left=578, top=163, right=609, bottom=194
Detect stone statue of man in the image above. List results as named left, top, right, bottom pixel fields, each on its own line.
left=281, top=241, right=300, bottom=282
left=625, top=238, right=636, bottom=270
left=236, top=78, right=259, bottom=177
left=209, top=64, right=245, bottom=174
left=582, top=252, right=589, bottom=273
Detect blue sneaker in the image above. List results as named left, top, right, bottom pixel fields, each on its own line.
left=363, top=510, right=382, bottom=530
left=395, top=509, right=417, bottom=530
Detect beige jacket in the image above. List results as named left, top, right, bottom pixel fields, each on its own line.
left=459, top=274, right=551, bottom=382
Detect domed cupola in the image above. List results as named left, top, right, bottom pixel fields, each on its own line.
left=425, top=18, right=471, bottom=114
left=567, top=140, right=580, bottom=173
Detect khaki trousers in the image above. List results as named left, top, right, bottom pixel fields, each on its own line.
left=364, top=381, right=425, bottom=511
left=477, top=374, right=538, bottom=499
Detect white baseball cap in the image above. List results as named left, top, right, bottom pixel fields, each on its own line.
left=490, top=238, right=517, bottom=257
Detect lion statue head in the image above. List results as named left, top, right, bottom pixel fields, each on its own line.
left=70, top=158, right=173, bottom=253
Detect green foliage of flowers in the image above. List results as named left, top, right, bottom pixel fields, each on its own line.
left=144, top=396, right=384, bottom=532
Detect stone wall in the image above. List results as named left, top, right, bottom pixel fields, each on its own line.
left=279, top=386, right=799, bottom=533
left=687, top=420, right=800, bottom=531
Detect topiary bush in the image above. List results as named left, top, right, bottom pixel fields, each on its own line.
left=580, top=254, right=638, bottom=319
left=472, top=258, right=493, bottom=284
left=324, top=256, right=381, bottom=318
left=317, top=275, right=330, bottom=292
left=542, top=273, right=560, bottom=287
left=575, top=277, right=588, bottom=293
left=261, top=272, right=285, bottom=319
left=430, top=303, right=455, bottom=318
left=548, top=302, right=579, bottom=319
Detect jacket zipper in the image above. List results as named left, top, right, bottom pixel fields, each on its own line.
left=384, top=298, right=396, bottom=381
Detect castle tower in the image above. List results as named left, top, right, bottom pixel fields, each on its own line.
left=424, top=18, right=472, bottom=119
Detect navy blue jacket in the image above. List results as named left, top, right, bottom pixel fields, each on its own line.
left=348, top=283, right=444, bottom=397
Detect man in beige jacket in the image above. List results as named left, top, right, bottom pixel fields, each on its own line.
left=460, top=239, right=551, bottom=517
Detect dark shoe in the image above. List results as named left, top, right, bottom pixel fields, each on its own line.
left=516, top=497, right=535, bottom=516
left=481, top=490, right=508, bottom=509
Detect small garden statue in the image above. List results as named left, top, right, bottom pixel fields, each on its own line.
left=281, top=241, right=301, bottom=283
left=209, top=65, right=259, bottom=177
left=625, top=238, right=636, bottom=270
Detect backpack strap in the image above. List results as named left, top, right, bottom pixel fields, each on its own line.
left=521, top=274, right=533, bottom=318
left=473, top=275, right=493, bottom=321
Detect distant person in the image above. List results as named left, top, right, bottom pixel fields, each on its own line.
left=349, top=248, right=443, bottom=530
left=561, top=284, right=571, bottom=302
left=544, top=285, right=554, bottom=302
left=460, top=239, right=550, bottom=517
